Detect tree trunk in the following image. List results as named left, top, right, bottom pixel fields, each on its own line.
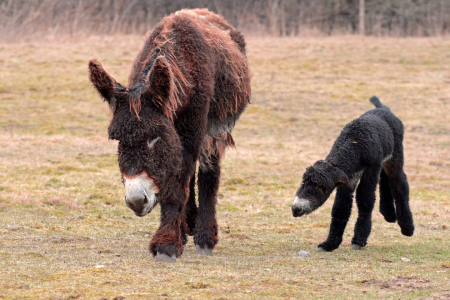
left=359, top=0, right=365, bottom=35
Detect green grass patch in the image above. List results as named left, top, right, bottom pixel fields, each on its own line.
left=0, top=36, right=449, bottom=299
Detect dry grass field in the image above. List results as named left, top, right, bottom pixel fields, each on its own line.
left=0, top=36, right=449, bottom=299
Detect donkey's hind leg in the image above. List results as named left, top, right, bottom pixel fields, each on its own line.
left=379, top=168, right=396, bottom=223
left=194, top=152, right=220, bottom=255
left=194, top=133, right=231, bottom=255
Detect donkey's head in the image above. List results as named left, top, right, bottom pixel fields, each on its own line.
left=89, top=57, right=182, bottom=217
left=292, top=161, right=348, bottom=217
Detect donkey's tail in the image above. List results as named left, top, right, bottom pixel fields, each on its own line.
left=370, top=96, right=390, bottom=110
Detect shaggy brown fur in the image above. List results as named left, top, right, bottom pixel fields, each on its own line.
left=88, top=9, right=251, bottom=261
left=128, top=10, right=250, bottom=120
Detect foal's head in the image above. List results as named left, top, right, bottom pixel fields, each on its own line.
left=292, top=161, right=348, bottom=217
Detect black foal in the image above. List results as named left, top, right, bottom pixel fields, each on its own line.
left=292, top=96, right=414, bottom=252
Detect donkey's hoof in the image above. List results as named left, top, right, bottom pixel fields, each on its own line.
left=352, top=244, right=362, bottom=250
left=317, top=247, right=326, bottom=253
left=195, top=245, right=213, bottom=256
left=156, top=252, right=176, bottom=263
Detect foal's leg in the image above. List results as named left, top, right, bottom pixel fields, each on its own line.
left=386, top=140, right=414, bottom=236
left=383, top=148, right=414, bottom=237
left=194, top=152, right=220, bottom=255
left=388, top=169, right=414, bottom=236
left=185, top=172, right=198, bottom=235
left=352, top=166, right=381, bottom=249
left=318, top=185, right=353, bottom=252
left=379, top=168, right=396, bottom=223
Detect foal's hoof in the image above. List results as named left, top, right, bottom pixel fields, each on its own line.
left=383, top=214, right=397, bottom=223
left=156, top=252, right=176, bottom=263
left=317, top=247, right=326, bottom=253
left=195, top=245, right=213, bottom=256
left=352, top=244, right=362, bottom=250
left=400, top=226, right=414, bottom=237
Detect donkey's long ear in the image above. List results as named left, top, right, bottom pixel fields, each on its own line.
left=88, top=59, right=124, bottom=110
left=145, top=56, right=175, bottom=116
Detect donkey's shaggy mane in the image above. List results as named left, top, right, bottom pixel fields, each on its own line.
left=127, top=8, right=250, bottom=120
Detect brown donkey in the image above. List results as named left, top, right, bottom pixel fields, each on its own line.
left=88, top=9, right=251, bottom=263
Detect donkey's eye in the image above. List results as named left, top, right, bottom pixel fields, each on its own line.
left=147, top=137, right=160, bottom=148
left=316, top=185, right=326, bottom=193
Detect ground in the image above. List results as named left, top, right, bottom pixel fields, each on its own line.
left=0, top=36, right=449, bottom=299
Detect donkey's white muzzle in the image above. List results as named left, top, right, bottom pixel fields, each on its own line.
left=123, top=173, right=159, bottom=217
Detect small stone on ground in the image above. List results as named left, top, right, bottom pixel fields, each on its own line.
left=297, top=251, right=311, bottom=258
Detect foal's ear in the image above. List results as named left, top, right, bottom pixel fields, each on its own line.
left=145, top=56, right=175, bottom=114
left=334, top=168, right=349, bottom=186
left=88, top=59, right=124, bottom=110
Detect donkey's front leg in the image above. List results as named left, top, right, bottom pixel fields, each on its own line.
left=194, top=151, right=221, bottom=255
left=150, top=180, right=187, bottom=263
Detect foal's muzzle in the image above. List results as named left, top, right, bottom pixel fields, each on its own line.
left=292, top=196, right=312, bottom=217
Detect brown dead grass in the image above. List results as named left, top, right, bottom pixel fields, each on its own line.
left=0, top=36, right=449, bottom=299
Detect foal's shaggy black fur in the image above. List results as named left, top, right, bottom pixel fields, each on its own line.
left=292, top=96, right=414, bottom=251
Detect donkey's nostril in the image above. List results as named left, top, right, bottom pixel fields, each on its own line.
left=125, top=193, right=148, bottom=216
left=125, top=198, right=133, bottom=209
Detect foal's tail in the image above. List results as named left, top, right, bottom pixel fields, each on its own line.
left=370, top=96, right=390, bottom=110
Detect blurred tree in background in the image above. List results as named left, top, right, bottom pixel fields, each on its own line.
left=0, top=0, right=448, bottom=40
